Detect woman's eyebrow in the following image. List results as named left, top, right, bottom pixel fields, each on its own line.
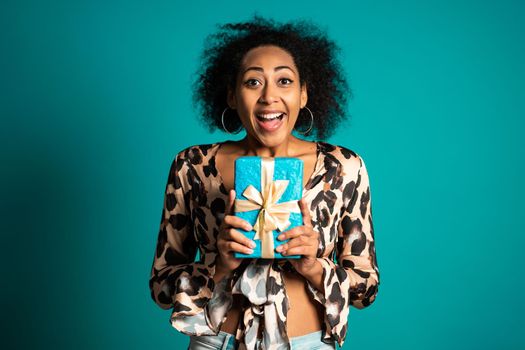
left=243, top=66, right=296, bottom=74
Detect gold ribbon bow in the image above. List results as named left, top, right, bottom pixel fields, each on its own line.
left=235, top=158, right=301, bottom=258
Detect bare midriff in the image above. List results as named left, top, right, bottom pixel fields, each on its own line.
left=219, top=270, right=324, bottom=336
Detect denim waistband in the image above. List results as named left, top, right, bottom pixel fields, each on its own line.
left=289, top=330, right=335, bottom=349
left=188, top=330, right=335, bottom=350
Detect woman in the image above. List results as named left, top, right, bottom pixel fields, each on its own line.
left=149, top=15, right=380, bottom=350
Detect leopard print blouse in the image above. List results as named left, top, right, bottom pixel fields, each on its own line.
left=149, top=141, right=380, bottom=349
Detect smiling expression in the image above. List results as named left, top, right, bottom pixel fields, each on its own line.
left=228, top=45, right=308, bottom=148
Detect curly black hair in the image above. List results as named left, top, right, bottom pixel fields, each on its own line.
left=192, top=14, right=351, bottom=140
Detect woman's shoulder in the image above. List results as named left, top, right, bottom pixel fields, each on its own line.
left=172, top=142, right=221, bottom=165
left=317, top=141, right=366, bottom=169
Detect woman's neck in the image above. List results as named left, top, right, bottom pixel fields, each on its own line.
left=239, top=135, right=302, bottom=157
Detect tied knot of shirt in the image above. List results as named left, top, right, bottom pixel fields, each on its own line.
left=231, top=259, right=292, bottom=350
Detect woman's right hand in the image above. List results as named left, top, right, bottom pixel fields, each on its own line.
left=215, top=189, right=256, bottom=276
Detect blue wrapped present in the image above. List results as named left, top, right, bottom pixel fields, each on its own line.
left=234, top=156, right=303, bottom=259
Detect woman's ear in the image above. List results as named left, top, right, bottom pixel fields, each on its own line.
left=227, top=87, right=237, bottom=109
left=300, top=82, right=308, bottom=108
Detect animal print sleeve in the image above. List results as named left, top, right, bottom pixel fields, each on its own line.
left=148, top=152, right=217, bottom=330
left=306, top=154, right=380, bottom=346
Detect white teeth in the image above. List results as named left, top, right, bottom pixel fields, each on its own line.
left=256, top=113, right=283, bottom=120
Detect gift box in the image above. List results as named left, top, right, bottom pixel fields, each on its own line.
left=234, top=156, right=303, bottom=259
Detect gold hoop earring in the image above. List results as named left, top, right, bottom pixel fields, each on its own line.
left=294, top=106, right=314, bottom=135
left=221, top=107, right=242, bottom=134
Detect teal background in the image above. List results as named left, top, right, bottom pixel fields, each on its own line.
left=1, top=0, right=523, bottom=349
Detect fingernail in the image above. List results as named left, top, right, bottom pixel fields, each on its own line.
left=277, top=234, right=284, bottom=240
left=250, top=241, right=256, bottom=248
left=246, top=249, right=253, bottom=254
left=246, top=225, right=253, bottom=231
left=276, top=246, right=282, bottom=252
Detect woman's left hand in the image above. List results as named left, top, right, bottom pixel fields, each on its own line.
left=275, top=198, right=321, bottom=276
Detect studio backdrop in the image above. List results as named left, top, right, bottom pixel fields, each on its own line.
left=1, top=0, right=524, bottom=349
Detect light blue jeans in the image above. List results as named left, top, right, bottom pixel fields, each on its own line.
left=187, top=330, right=336, bottom=349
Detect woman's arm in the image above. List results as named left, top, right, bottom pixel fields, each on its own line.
left=150, top=151, right=238, bottom=337
left=305, top=154, right=380, bottom=346
left=149, top=152, right=206, bottom=310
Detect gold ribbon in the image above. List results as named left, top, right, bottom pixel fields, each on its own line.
left=235, top=158, right=301, bottom=258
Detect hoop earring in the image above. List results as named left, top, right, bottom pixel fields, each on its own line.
left=294, top=106, right=314, bottom=135
left=221, top=107, right=242, bottom=134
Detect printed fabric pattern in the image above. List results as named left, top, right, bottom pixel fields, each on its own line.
left=149, top=142, right=380, bottom=349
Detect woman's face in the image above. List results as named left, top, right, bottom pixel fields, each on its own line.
left=228, top=45, right=307, bottom=148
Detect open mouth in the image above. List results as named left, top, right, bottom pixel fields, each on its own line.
left=255, top=112, right=286, bottom=132
left=255, top=113, right=285, bottom=122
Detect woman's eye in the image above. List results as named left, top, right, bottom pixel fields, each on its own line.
left=244, top=79, right=261, bottom=87
left=279, top=78, right=293, bottom=85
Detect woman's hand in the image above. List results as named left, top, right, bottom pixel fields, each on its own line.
left=215, top=189, right=256, bottom=278
left=275, top=199, right=322, bottom=278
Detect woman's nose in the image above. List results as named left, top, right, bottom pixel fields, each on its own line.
left=259, top=83, right=278, bottom=104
